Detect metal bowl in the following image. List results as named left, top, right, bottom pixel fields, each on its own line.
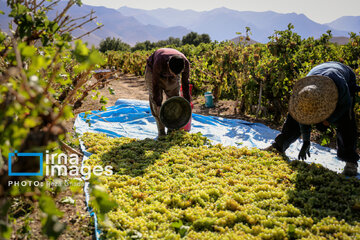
left=160, top=96, right=192, bottom=129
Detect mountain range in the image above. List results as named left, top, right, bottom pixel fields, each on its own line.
left=1, top=1, right=359, bottom=46
left=118, top=6, right=360, bottom=44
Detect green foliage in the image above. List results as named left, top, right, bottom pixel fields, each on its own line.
left=99, top=37, right=131, bottom=53
left=182, top=31, right=211, bottom=46
left=106, top=50, right=148, bottom=75
left=319, top=128, right=335, bottom=147
left=160, top=36, right=182, bottom=47
left=0, top=222, right=12, bottom=239
left=130, top=33, right=210, bottom=51
left=39, top=195, right=64, bottom=217
left=0, top=0, right=113, bottom=239
left=89, top=185, right=117, bottom=220
left=132, top=40, right=157, bottom=52
left=41, top=215, right=66, bottom=240
left=342, top=32, right=360, bottom=70
left=131, top=36, right=183, bottom=52
left=7, top=0, right=77, bottom=46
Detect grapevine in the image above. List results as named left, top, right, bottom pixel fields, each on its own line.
left=102, top=27, right=360, bottom=124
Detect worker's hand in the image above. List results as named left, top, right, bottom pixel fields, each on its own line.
left=298, top=141, right=310, bottom=160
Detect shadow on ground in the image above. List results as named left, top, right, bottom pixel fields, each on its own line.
left=98, top=131, right=209, bottom=177
left=287, top=160, right=360, bottom=223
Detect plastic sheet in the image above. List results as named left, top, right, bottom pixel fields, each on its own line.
left=75, top=99, right=358, bottom=177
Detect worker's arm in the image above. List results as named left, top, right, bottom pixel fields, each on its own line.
left=181, top=59, right=191, bottom=103
left=152, top=70, right=163, bottom=107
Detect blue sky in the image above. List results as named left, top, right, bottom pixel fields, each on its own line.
left=82, top=0, right=360, bottom=24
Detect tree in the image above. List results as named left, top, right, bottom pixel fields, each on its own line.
left=182, top=32, right=211, bottom=46
left=131, top=40, right=155, bottom=51
left=130, top=36, right=182, bottom=51
left=166, top=36, right=182, bottom=47
left=99, top=37, right=131, bottom=52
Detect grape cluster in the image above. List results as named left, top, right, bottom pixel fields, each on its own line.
left=81, top=131, right=360, bottom=239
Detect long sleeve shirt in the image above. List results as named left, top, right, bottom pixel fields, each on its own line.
left=146, top=48, right=190, bottom=106
left=300, top=61, right=356, bottom=141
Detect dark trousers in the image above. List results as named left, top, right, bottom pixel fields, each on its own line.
left=145, top=68, right=180, bottom=136
left=274, top=111, right=359, bottom=163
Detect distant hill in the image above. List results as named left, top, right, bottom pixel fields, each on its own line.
left=326, top=16, right=360, bottom=33
left=54, top=3, right=192, bottom=46
left=330, top=36, right=350, bottom=45
left=0, top=1, right=191, bottom=46
left=117, top=6, right=168, bottom=27
left=230, top=36, right=258, bottom=45
left=118, top=6, right=357, bottom=43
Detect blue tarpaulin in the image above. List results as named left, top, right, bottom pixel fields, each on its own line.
left=75, top=99, right=359, bottom=177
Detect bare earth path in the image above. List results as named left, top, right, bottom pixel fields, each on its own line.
left=70, top=73, right=256, bottom=125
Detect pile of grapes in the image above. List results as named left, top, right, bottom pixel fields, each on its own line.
left=81, top=131, right=360, bottom=239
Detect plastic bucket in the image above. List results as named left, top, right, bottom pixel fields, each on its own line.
left=204, top=91, right=214, bottom=108
left=181, top=102, right=193, bottom=131
left=160, top=96, right=192, bottom=130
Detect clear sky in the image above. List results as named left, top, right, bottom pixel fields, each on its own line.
left=82, top=0, right=360, bottom=24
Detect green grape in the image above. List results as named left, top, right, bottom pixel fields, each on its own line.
left=80, top=131, right=360, bottom=239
